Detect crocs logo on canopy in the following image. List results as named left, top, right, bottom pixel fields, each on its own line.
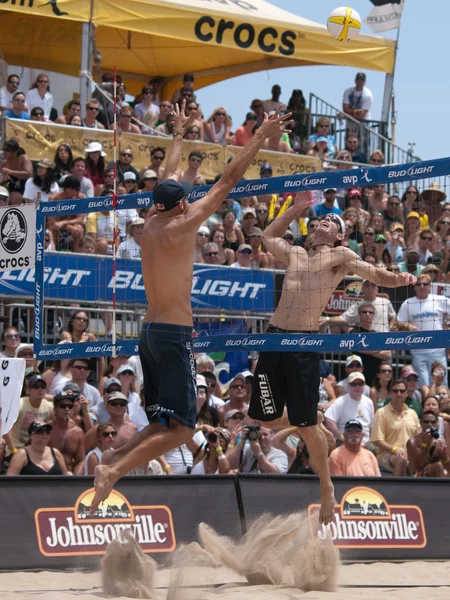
left=194, top=16, right=296, bottom=56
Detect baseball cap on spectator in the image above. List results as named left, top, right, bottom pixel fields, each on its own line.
left=375, top=234, right=387, bottom=243
left=260, top=162, right=272, bottom=175
left=401, top=365, right=419, bottom=378
left=54, top=391, right=75, bottom=406
left=283, top=230, right=294, bottom=240
left=62, top=382, right=80, bottom=395
left=346, top=355, right=363, bottom=367
left=123, top=172, right=137, bottom=181
left=225, top=409, right=246, bottom=422
left=348, top=188, right=361, bottom=198
left=348, top=372, right=366, bottom=384
left=248, top=227, right=263, bottom=238
left=107, top=391, right=128, bottom=403
left=60, top=175, right=81, bottom=191
left=242, top=208, right=256, bottom=218
left=85, top=141, right=107, bottom=157
left=117, top=364, right=135, bottom=376
left=344, top=419, right=363, bottom=431
left=407, top=245, right=420, bottom=256
left=153, top=179, right=192, bottom=212
left=28, top=374, right=46, bottom=388
left=196, top=374, right=207, bottom=388
left=229, top=373, right=246, bottom=387
left=16, top=343, right=33, bottom=357
left=325, top=188, right=337, bottom=193
left=237, top=243, right=252, bottom=252
left=407, top=211, right=420, bottom=220
left=126, top=217, right=145, bottom=235
left=104, top=377, right=121, bottom=392
left=142, top=169, right=158, bottom=180
left=316, top=136, right=328, bottom=143
left=390, top=222, right=404, bottom=232
left=0, top=186, right=10, bottom=199
left=197, top=225, right=210, bottom=236
left=37, top=158, right=55, bottom=169
left=28, top=420, right=52, bottom=435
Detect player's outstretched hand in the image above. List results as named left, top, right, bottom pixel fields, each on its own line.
left=294, top=191, right=313, bottom=213
left=396, top=272, right=417, bottom=287
left=172, top=99, right=199, bottom=135
left=258, top=110, right=294, bottom=139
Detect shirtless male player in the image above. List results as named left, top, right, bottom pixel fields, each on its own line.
left=248, top=192, right=416, bottom=525
left=90, top=103, right=293, bottom=513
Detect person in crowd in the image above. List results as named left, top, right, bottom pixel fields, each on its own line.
left=88, top=378, right=122, bottom=426
left=152, top=100, right=173, bottom=129
left=191, top=428, right=230, bottom=474
left=0, top=327, right=21, bottom=358
left=383, top=195, right=404, bottom=229
left=334, top=355, right=371, bottom=398
left=3, top=91, right=30, bottom=120
left=16, top=344, right=34, bottom=369
left=100, top=355, right=129, bottom=391
left=325, top=372, right=374, bottom=445
left=192, top=225, right=210, bottom=263
left=372, top=234, right=391, bottom=268
left=112, top=105, right=141, bottom=134
left=406, top=410, right=449, bottom=477
left=117, top=217, right=144, bottom=259
left=222, top=210, right=245, bottom=253
left=228, top=425, right=288, bottom=474
left=368, top=184, right=389, bottom=213
left=341, top=220, right=361, bottom=256
left=210, top=229, right=234, bottom=265
left=294, top=217, right=319, bottom=248
left=315, top=189, right=342, bottom=217
left=196, top=375, right=219, bottom=428
left=42, top=357, right=72, bottom=396
left=346, top=188, right=370, bottom=221
left=25, top=73, right=53, bottom=118
left=84, top=422, right=118, bottom=475
left=422, top=264, right=439, bottom=283
left=368, top=150, right=385, bottom=166
left=249, top=99, right=264, bottom=126
left=397, top=274, right=450, bottom=387
left=262, top=84, right=285, bottom=113
left=54, top=358, right=101, bottom=407
left=432, top=214, right=450, bottom=253
left=233, top=112, right=257, bottom=147
left=68, top=157, right=95, bottom=197
left=139, top=169, right=158, bottom=193
left=329, top=419, right=381, bottom=476
left=23, top=158, right=59, bottom=203
left=421, top=396, right=446, bottom=439
left=422, top=361, right=448, bottom=399
left=68, top=114, right=82, bottom=126
left=46, top=177, right=86, bottom=251
left=0, top=138, right=33, bottom=193
left=247, top=227, right=270, bottom=268
left=343, top=134, right=367, bottom=164
left=140, top=147, right=166, bottom=180
left=387, top=222, right=406, bottom=264
left=82, top=99, right=105, bottom=129
left=371, top=378, right=421, bottom=475
left=307, top=137, right=330, bottom=163
left=133, top=85, right=159, bottom=121
left=171, top=74, right=196, bottom=104
left=116, top=364, right=141, bottom=410
left=108, top=147, right=139, bottom=182
left=230, top=244, right=253, bottom=268
left=404, top=211, right=422, bottom=248
left=0, top=73, right=20, bottom=110
left=401, top=185, right=420, bottom=217
left=201, top=371, right=224, bottom=409
left=7, top=420, right=67, bottom=476
left=370, top=362, right=393, bottom=413
left=60, top=311, right=97, bottom=343
left=263, top=117, right=292, bottom=153
left=185, top=124, right=202, bottom=142
left=85, top=141, right=106, bottom=187
left=48, top=392, right=85, bottom=474
left=60, top=383, right=93, bottom=434
left=369, top=213, right=390, bottom=242
left=55, top=99, right=81, bottom=124
left=155, top=111, right=176, bottom=136
left=342, top=72, right=373, bottom=123
left=307, top=117, right=338, bottom=158
left=241, top=208, right=257, bottom=238
left=30, top=107, right=45, bottom=121
left=11, top=375, right=54, bottom=450
left=52, top=143, right=73, bottom=179
left=201, top=242, right=220, bottom=265
left=204, top=106, right=231, bottom=144
left=85, top=203, right=119, bottom=255
left=398, top=246, right=423, bottom=276
left=181, top=150, right=205, bottom=185
left=383, top=366, right=422, bottom=417
left=218, top=374, right=249, bottom=425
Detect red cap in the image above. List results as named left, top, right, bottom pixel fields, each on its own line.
left=348, top=188, right=362, bottom=198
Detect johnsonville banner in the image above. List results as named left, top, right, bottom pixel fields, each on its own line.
left=5, top=119, right=320, bottom=182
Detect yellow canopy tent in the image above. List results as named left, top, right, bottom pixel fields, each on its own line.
left=1, top=0, right=395, bottom=97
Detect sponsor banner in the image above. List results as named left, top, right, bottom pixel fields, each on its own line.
left=0, top=205, right=35, bottom=272
left=34, top=156, right=450, bottom=216
left=224, top=146, right=321, bottom=179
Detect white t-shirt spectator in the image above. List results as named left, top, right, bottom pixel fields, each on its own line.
left=134, top=102, right=159, bottom=118
left=164, top=431, right=205, bottom=474
left=25, top=88, right=54, bottom=119
left=342, top=86, right=373, bottom=121
left=23, top=178, right=59, bottom=203
left=0, top=85, right=14, bottom=108
left=337, top=378, right=370, bottom=397
left=340, top=296, right=396, bottom=332
left=398, top=294, right=450, bottom=352
left=117, top=208, right=138, bottom=239
left=117, top=236, right=141, bottom=259
left=325, top=393, right=374, bottom=444
left=127, top=355, right=143, bottom=389
left=240, top=446, right=288, bottom=474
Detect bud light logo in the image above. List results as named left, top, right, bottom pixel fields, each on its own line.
left=244, top=182, right=268, bottom=194
left=190, top=188, right=207, bottom=201
left=301, top=175, right=328, bottom=187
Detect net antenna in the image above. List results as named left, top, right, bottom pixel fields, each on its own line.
left=111, top=66, right=118, bottom=358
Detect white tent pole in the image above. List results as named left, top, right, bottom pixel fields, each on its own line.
left=80, top=0, right=94, bottom=108
left=380, top=26, right=401, bottom=127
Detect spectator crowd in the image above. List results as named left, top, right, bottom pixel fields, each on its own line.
left=0, top=69, right=450, bottom=480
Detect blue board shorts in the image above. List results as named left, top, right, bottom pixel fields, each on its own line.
left=139, top=323, right=197, bottom=429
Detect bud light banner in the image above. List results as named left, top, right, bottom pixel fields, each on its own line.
left=0, top=252, right=275, bottom=313
left=0, top=205, right=35, bottom=272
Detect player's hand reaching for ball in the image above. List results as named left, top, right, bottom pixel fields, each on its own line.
left=294, top=191, right=313, bottom=214
left=258, top=109, right=294, bottom=139
left=396, top=272, right=417, bottom=287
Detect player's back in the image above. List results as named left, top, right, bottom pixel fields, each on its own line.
left=141, top=213, right=196, bottom=326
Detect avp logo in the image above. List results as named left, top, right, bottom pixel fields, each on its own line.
left=0, top=208, right=27, bottom=255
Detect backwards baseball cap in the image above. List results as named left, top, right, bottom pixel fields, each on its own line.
left=248, top=227, right=263, bottom=238
left=225, top=409, right=246, bottom=421
left=28, top=419, right=52, bottom=435
left=60, top=175, right=81, bottom=191
left=260, top=162, right=272, bottom=174
left=344, top=419, right=363, bottom=431
left=348, top=372, right=366, bottom=384
left=153, top=179, right=192, bottom=212
left=346, top=355, right=363, bottom=367
left=196, top=374, right=207, bottom=388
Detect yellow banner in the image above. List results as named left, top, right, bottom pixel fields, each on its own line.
left=5, top=119, right=319, bottom=182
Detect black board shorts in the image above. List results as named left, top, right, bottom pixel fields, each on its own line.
left=248, top=325, right=320, bottom=427
left=139, top=323, right=197, bottom=429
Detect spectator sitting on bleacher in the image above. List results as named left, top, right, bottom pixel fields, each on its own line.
left=232, top=112, right=257, bottom=147
left=23, top=158, right=59, bottom=203
left=191, top=428, right=231, bottom=475
left=193, top=225, right=210, bottom=263
left=139, top=169, right=158, bottom=193
left=250, top=99, right=264, bottom=126
left=0, top=327, right=21, bottom=358
left=82, top=99, right=105, bottom=129
left=344, top=134, right=367, bottom=164
left=155, top=111, right=176, bottom=137
left=66, top=157, right=95, bottom=197
left=382, top=194, right=404, bottom=229
left=383, top=365, right=422, bottom=417
left=211, top=228, right=235, bottom=266
left=248, top=227, right=271, bottom=269
left=30, top=107, right=45, bottom=121
left=60, top=311, right=97, bottom=343
left=108, top=147, right=139, bottom=182
left=55, top=99, right=81, bottom=125
left=329, top=419, right=381, bottom=476
left=0, top=74, right=20, bottom=110
left=407, top=410, right=449, bottom=477
left=133, top=85, right=159, bottom=119
left=11, top=375, right=54, bottom=450
left=334, top=355, right=371, bottom=397
left=201, top=242, right=220, bottom=265
left=84, top=141, right=106, bottom=187
left=200, top=371, right=224, bottom=409
left=53, top=143, right=73, bottom=179
left=47, top=176, right=85, bottom=250
left=230, top=244, right=253, bottom=269
left=86, top=205, right=119, bottom=255
left=223, top=209, right=245, bottom=252
left=398, top=246, right=423, bottom=276
left=140, top=147, right=166, bottom=180
left=16, top=344, right=34, bottom=369
left=86, top=377, right=122, bottom=427
left=25, top=73, right=53, bottom=119
left=229, top=425, right=288, bottom=474
left=85, top=390, right=138, bottom=452
left=54, top=358, right=101, bottom=406
left=181, top=150, right=205, bottom=185
left=154, top=100, right=173, bottom=127
left=84, top=422, right=117, bottom=475
left=315, top=188, right=342, bottom=217
left=195, top=375, right=219, bottom=428
left=0, top=138, right=33, bottom=194
left=4, top=91, right=29, bottom=120
left=7, top=420, right=67, bottom=476
left=204, top=106, right=232, bottom=144
left=342, top=71, right=373, bottom=122
left=371, top=378, right=420, bottom=476
left=48, top=392, right=85, bottom=474
left=307, top=117, right=338, bottom=159
left=262, top=84, right=285, bottom=113
left=218, top=374, right=249, bottom=425
left=171, top=74, right=196, bottom=105
left=117, top=217, right=144, bottom=259
left=112, top=105, right=140, bottom=134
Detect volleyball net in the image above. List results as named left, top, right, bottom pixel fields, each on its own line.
left=33, top=157, right=450, bottom=361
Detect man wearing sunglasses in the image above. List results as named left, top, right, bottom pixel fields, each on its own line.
left=247, top=191, right=415, bottom=525
left=55, top=359, right=101, bottom=408
left=0, top=327, right=21, bottom=358
left=329, top=419, right=380, bottom=477
left=90, top=105, right=293, bottom=514
left=397, top=273, right=450, bottom=387
left=406, top=410, right=450, bottom=477
left=49, top=392, right=85, bottom=474
left=231, top=244, right=254, bottom=268
left=0, top=74, right=21, bottom=110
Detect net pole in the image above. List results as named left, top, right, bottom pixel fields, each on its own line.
left=111, top=66, right=118, bottom=357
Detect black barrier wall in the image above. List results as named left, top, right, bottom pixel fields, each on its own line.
left=0, top=475, right=448, bottom=570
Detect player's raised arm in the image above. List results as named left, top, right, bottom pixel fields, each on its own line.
left=162, top=100, right=199, bottom=182
left=187, top=111, right=294, bottom=224
left=262, top=191, right=312, bottom=262
left=345, top=251, right=417, bottom=287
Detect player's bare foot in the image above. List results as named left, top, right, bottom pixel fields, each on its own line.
left=319, top=490, right=336, bottom=526
left=90, top=465, right=115, bottom=516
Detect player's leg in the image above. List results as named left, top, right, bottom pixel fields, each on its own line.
left=285, top=351, right=336, bottom=525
